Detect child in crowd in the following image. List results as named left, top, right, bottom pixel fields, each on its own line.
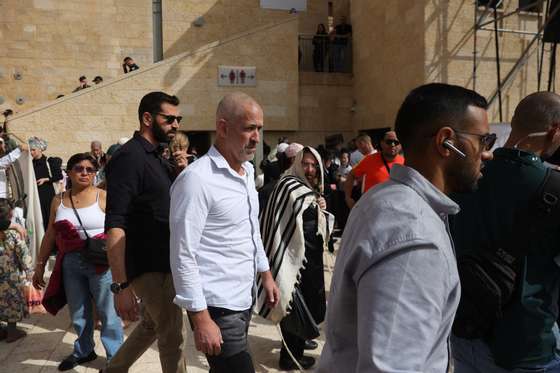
left=0, top=198, right=32, bottom=342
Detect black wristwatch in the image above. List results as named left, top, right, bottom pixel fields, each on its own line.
left=110, top=282, right=130, bottom=294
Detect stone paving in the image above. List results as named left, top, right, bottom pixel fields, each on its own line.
left=0, top=251, right=337, bottom=373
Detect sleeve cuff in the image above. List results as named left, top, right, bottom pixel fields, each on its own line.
left=173, top=294, right=208, bottom=312
left=257, top=259, right=270, bottom=273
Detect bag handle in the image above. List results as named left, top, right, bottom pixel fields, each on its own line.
left=68, top=192, right=91, bottom=240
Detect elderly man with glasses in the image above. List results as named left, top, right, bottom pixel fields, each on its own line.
left=450, top=91, right=560, bottom=373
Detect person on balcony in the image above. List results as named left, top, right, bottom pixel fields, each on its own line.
left=313, top=24, right=328, bottom=72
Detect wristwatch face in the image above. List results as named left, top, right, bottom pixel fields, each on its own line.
left=110, top=283, right=121, bottom=294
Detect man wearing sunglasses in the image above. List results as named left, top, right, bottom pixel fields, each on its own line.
left=451, top=92, right=560, bottom=373
left=103, top=91, right=187, bottom=373
left=343, top=130, right=404, bottom=208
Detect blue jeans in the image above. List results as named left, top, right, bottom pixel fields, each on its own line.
left=63, top=252, right=123, bottom=360
left=452, top=335, right=560, bottom=373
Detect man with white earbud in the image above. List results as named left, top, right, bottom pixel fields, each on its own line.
left=318, top=83, right=494, bottom=373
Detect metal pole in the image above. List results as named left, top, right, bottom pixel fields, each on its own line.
left=548, top=42, right=557, bottom=91
left=538, top=0, right=550, bottom=90
left=473, top=1, right=478, bottom=91
left=153, top=0, right=163, bottom=62
left=479, top=27, right=539, bottom=36
left=493, top=3, right=503, bottom=122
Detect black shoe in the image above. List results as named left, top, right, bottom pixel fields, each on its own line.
left=58, top=351, right=97, bottom=371
left=304, top=339, right=318, bottom=350
left=279, top=355, right=315, bottom=370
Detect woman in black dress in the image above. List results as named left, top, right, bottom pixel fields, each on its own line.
left=28, top=137, right=63, bottom=230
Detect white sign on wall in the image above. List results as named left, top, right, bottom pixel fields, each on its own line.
left=218, top=66, right=256, bottom=87
left=260, top=0, right=307, bottom=12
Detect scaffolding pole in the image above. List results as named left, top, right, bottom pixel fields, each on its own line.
left=472, top=0, right=560, bottom=106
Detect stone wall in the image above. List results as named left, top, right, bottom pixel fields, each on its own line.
left=0, top=0, right=153, bottom=112
left=162, top=0, right=290, bottom=58
left=351, top=0, right=426, bottom=131
left=7, top=19, right=300, bottom=161
left=352, top=0, right=559, bottom=129
left=267, top=71, right=354, bottom=148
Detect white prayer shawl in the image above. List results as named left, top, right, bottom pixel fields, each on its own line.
left=7, top=150, right=44, bottom=265
left=256, top=147, right=333, bottom=323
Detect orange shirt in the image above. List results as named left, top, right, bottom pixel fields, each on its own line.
left=352, top=153, right=405, bottom=193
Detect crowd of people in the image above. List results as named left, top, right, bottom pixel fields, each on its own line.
left=0, top=83, right=560, bottom=373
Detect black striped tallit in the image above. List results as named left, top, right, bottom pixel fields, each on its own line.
left=256, top=175, right=321, bottom=322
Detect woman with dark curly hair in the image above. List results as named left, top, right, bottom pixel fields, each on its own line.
left=32, top=152, right=123, bottom=371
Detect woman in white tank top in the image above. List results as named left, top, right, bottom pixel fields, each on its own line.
left=32, top=153, right=123, bottom=370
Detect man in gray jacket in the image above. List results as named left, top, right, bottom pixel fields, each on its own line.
left=318, top=83, right=495, bottom=372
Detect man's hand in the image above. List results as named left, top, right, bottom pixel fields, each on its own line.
left=37, top=178, right=49, bottom=186
left=19, top=143, right=29, bottom=152
left=345, top=196, right=356, bottom=209
left=189, top=310, right=223, bottom=356
left=114, top=287, right=140, bottom=321
left=260, top=271, right=280, bottom=308
left=317, top=196, right=327, bottom=210
left=173, top=150, right=188, bottom=170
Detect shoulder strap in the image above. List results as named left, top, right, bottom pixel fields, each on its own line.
left=69, top=193, right=90, bottom=239
left=380, top=154, right=391, bottom=175
left=536, top=168, right=560, bottom=214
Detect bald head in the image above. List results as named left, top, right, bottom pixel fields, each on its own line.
left=511, top=92, right=560, bottom=135
left=216, top=92, right=261, bottom=123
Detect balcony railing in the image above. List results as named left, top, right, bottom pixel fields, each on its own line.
left=298, top=34, right=352, bottom=73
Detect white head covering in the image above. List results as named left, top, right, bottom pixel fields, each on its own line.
left=285, top=142, right=304, bottom=159
left=283, top=146, right=324, bottom=195
left=276, top=142, right=289, bottom=154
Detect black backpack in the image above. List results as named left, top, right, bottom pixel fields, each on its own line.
left=453, top=168, right=560, bottom=339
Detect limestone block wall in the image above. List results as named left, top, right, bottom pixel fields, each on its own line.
left=0, top=0, right=153, bottom=112
left=266, top=71, right=354, bottom=148
left=352, top=0, right=560, bottom=130
left=162, top=0, right=350, bottom=58
left=298, top=0, right=350, bottom=34
left=162, top=0, right=290, bottom=58
left=351, top=0, right=426, bottom=130
left=7, top=19, right=299, bottom=161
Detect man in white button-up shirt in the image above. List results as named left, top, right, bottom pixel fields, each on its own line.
left=170, top=92, right=279, bottom=373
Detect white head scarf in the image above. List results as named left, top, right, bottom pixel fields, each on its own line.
left=283, top=146, right=324, bottom=195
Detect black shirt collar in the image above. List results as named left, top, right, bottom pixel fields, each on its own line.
left=133, top=131, right=158, bottom=154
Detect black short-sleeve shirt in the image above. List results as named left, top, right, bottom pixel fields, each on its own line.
left=105, top=132, right=174, bottom=280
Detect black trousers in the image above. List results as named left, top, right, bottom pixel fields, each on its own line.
left=279, top=321, right=305, bottom=361
left=206, top=307, right=255, bottom=373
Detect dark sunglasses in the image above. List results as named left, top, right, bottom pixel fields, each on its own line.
left=157, top=113, right=182, bottom=124
left=385, top=139, right=400, bottom=146
left=72, top=165, right=97, bottom=174
left=452, top=128, right=497, bottom=151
